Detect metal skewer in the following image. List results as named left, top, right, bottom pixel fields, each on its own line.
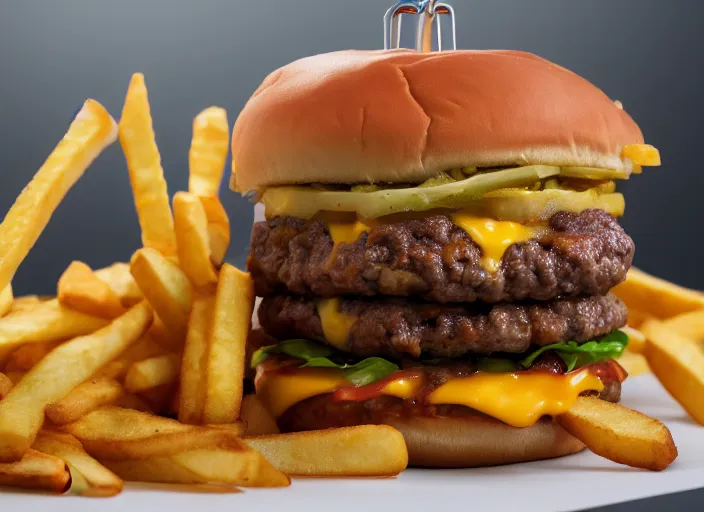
left=384, top=0, right=457, bottom=52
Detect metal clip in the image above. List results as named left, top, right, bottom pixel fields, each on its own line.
left=384, top=0, right=457, bottom=52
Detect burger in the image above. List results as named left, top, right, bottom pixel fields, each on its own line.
left=231, top=49, right=660, bottom=467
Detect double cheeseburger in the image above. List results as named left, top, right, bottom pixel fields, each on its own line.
left=232, top=50, right=660, bottom=467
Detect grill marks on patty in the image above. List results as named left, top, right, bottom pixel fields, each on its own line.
left=258, top=293, right=628, bottom=358
left=248, top=209, right=634, bottom=304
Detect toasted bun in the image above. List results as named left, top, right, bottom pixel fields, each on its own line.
left=386, top=415, right=585, bottom=468
left=232, top=49, right=643, bottom=192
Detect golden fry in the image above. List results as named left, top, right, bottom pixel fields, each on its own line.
left=0, top=372, right=12, bottom=399
left=9, top=295, right=41, bottom=314
left=173, top=192, right=218, bottom=287
left=0, top=99, right=117, bottom=292
left=125, top=353, right=181, bottom=394
left=557, top=396, right=677, bottom=471
left=658, top=309, right=704, bottom=342
left=0, top=300, right=108, bottom=365
left=119, top=73, right=177, bottom=258
left=613, top=267, right=704, bottom=319
left=617, top=351, right=650, bottom=377
left=114, top=393, right=153, bottom=414
left=241, top=395, right=279, bottom=436
left=33, top=430, right=123, bottom=497
left=130, top=248, right=192, bottom=343
left=245, top=425, right=409, bottom=476
left=199, top=196, right=230, bottom=266
left=0, top=285, right=12, bottom=317
left=58, top=261, right=125, bottom=318
left=0, top=302, right=152, bottom=461
left=4, top=341, right=61, bottom=372
left=621, top=325, right=646, bottom=355
left=203, top=265, right=253, bottom=424
left=642, top=319, right=704, bottom=425
left=0, top=449, right=70, bottom=493
left=98, top=334, right=166, bottom=380
left=179, top=295, right=214, bottom=425
left=46, top=377, right=123, bottom=425
left=189, top=107, right=229, bottom=198
left=94, top=263, right=143, bottom=307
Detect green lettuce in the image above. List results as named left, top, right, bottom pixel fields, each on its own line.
left=251, top=339, right=398, bottom=387
left=519, top=330, right=629, bottom=371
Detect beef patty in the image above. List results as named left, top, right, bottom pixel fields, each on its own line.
left=258, top=293, right=628, bottom=358
left=249, top=209, right=633, bottom=304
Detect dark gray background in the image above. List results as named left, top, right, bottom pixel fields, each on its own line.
left=0, top=0, right=701, bottom=296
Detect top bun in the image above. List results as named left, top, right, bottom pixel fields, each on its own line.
left=232, top=49, right=643, bottom=192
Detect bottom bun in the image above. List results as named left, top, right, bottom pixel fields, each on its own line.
left=386, top=415, right=585, bottom=468
left=278, top=395, right=586, bottom=468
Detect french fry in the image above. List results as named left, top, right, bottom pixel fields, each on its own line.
left=622, top=325, right=646, bottom=355
left=58, top=261, right=125, bottom=318
left=125, top=353, right=181, bottom=394
left=642, top=319, right=704, bottom=425
left=0, top=300, right=108, bottom=364
left=4, top=341, right=61, bottom=372
left=657, top=310, right=704, bottom=342
left=203, top=265, right=253, bottom=424
left=617, top=351, right=650, bottom=377
left=130, top=248, right=192, bottom=342
left=626, top=308, right=652, bottom=330
left=245, top=425, right=409, bottom=476
left=0, top=449, right=70, bottom=493
left=0, top=99, right=117, bottom=292
left=33, top=430, right=123, bottom=497
left=613, top=267, right=704, bottom=320
left=94, top=263, right=143, bottom=307
left=0, top=302, right=153, bottom=461
left=178, top=295, right=214, bottom=425
left=189, top=107, right=229, bottom=198
left=173, top=192, right=218, bottom=287
left=119, top=73, right=177, bottom=258
left=46, top=378, right=123, bottom=425
left=0, top=285, right=12, bottom=317
left=4, top=371, right=25, bottom=386
left=0, top=372, right=12, bottom=399
left=209, top=423, right=246, bottom=436
left=199, top=196, right=230, bottom=266
left=98, top=333, right=166, bottom=380
left=114, top=393, right=153, bottom=414
left=102, top=457, right=208, bottom=484
left=9, top=295, right=41, bottom=314
left=557, top=396, right=677, bottom=471
left=241, top=395, right=280, bottom=436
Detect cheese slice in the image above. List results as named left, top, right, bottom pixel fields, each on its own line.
left=256, top=368, right=604, bottom=427
left=321, top=211, right=538, bottom=273
left=316, top=298, right=357, bottom=350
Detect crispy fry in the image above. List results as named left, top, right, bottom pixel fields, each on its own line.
left=626, top=308, right=652, bottom=330
left=0, top=372, right=12, bottom=399
left=622, top=325, right=646, bottom=355
left=179, top=295, right=214, bottom=425
left=114, top=393, right=153, bottom=414
left=0, top=449, right=70, bottom=493
left=0, top=99, right=117, bottom=292
left=241, top=395, right=280, bottom=436
left=189, top=107, right=229, bottom=198
left=46, top=378, right=123, bottom=425
left=4, top=371, right=25, bottom=385
left=199, top=196, right=230, bottom=266
left=209, top=423, right=246, bottom=436
left=174, top=192, right=218, bottom=287
left=98, top=334, right=166, bottom=380
left=94, top=263, right=143, bottom=307
left=0, top=300, right=108, bottom=365
left=33, top=431, right=123, bottom=497
left=0, top=302, right=152, bottom=461
left=173, top=448, right=289, bottom=487
left=58, top=261, right=125, bottom=318
left=203, top=265, right=253, bottom=424
left=617, top=351, right=650, bottom=377
left=102, top=457, right=207, bottom=484
left=245, top=425, right=409, bottom=476
left=0, top=285, right=12, bottom=317
left=613, top=267, right=704, bottom=319
left=4, top=341, right=61, bottom=372
left=642, top=319, right=704, bottom=425
left=658, top=310, right=704, bottom=342
left=125, top=353, right=181, bottom=394
left=119, top=73, right=177, bottom=258
left=558, top=396, right=677, bottom=470
left=9, top=295, right=41, bottom=314
left=130, top=248, right=192, bottom=343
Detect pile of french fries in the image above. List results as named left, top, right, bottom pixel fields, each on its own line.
left=0, top=74, right=408, bottom=496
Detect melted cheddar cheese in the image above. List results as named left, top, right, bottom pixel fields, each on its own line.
left=317, top=298, right=357, bottom=350
left=256, top=368, right=603, bottom=427
left=322, top=211, right=538, bottom=273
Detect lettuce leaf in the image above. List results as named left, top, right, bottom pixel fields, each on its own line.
left=251, top=339, right=399, bottom=387
left=519, top=330, right=629, bottom=371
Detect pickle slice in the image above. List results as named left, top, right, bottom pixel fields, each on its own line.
left=560, top=166, right=630, bottom=180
